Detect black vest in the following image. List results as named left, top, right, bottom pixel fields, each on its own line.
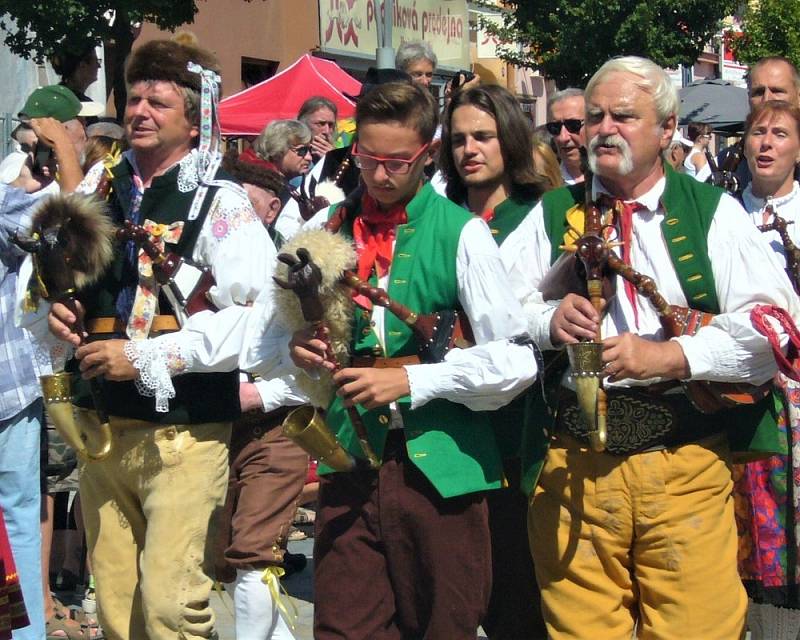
left=71, top=157, right=241, bottom=424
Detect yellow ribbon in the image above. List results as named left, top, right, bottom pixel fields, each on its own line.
left=102, top=144, right=122, bottom=178
left=562, top=203, right=586, bottom=250
left=127, top=219, right=184, bottom=339
left=261, top=566, right=298, bottom=631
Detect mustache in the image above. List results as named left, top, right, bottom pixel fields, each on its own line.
left=587, top=133, right=634, bottom=176
left=588, top=134, right=629, bottom=154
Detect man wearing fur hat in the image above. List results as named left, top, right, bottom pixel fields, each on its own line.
left=45, top=38, right=274, bottom=639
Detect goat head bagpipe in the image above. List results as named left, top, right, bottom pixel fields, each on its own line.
left=11, top=193, right=116, bottom=461
left=272, top=190, right=474, bottom=470
left=547, top=171, right=791, bottom=454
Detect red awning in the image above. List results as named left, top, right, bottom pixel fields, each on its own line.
left=219, top=54, right=362, bottom=136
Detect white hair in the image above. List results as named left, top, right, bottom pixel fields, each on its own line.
left=547, top=87, right=584, bottom=113
left=585, top=56, right=678, bottom=124
left=395, top=41, right=437, bottom=72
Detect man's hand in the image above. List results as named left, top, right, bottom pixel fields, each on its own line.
left=601, top=334, right=690, bottom=381
left=550, top=293, right=602, bottom=345
left=289, top=326, right=335, bottom=372
left=239, top=382, right=265, bottom=412
left=75, top=340, right=138, bottom=381
left=332, top=367, right=410, bottom=409
left=29, top=117, right=70, bottom=150
left=48, top=301, right=86, bottom=346
left=310, top=133, right=334, bottom=159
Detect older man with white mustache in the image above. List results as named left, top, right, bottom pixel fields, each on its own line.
left=502, top=56, right=800, bottom=639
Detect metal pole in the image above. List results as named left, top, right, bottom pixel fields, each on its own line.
left=376, top=0, right=395, bottom=68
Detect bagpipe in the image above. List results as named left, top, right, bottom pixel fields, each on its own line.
left=11, top=194, right=116, bottom=461
left=116, top=220, right=218, bottom=323
left=11, top=198, right=220, bottom=462
left=706, top=140, right=743, bottom=196
left=557, top=164, right=779, bottom=453
left=757, top=201, right=800, bottom=295
left=272, top=195, right=473, bottom=471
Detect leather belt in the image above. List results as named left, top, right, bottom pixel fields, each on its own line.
left=86, top=315, right=180, bottom=335
left=350, top=355, right=421, bottom=368
left=233, top=406, right=292, bottom=438
left=556, top=387, right=723, bottom=456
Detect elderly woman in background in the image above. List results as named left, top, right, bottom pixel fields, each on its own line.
left=395, top=40, right=437, bottom=89
left=249, top=119, right=313, bottom=183
left=241, top=119, right=314, bottom=240
left=733, top=99, right=800, bottom=640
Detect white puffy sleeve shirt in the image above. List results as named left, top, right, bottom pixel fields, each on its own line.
left=503, top=175, right=800, bottom=387
left=153, top=203, right=540, bottom=412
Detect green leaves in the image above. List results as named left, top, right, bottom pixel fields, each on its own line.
left=0, top=0, right=201, bottom=63
left=730, top=0, right=800, bottom=69
left=482, top=0, right=736, bottom=88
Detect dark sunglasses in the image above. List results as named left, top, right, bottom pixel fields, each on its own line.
left=291, top=145, right=313, bottom=157
left=545, top=119, right=584, bottom=136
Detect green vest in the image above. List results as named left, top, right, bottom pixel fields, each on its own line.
left=521, top=166, right=782, bottom=494
left=321, top=183, right=504, bottom=499
left=71, top=156, right=241, bottom=424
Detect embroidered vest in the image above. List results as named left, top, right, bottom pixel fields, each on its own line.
left=521, top=167, right=781, bottom=494
left=321, top=183, right=504, bottom=499
left=71, top=157, right=242, bottom=425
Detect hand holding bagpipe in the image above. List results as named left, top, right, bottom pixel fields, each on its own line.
left=11, top=193, right=116, bottom=460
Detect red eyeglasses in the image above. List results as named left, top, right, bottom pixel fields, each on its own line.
left=352, top=142, right=430, bottom=175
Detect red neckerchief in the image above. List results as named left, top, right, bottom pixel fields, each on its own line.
left=600, top=195, right=646, bottom=329
left=614, top=198, right=646, bottom=329
left=480, top=209, right=494, bottom=223
left=352, top=193, right=408, bottom=309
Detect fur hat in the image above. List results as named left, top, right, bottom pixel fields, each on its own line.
left=126, top=38, right=220, bottom=92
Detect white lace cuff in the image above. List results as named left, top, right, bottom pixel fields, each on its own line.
left=124, top=339, right=190, bottom=412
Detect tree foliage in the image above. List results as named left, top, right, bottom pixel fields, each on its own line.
left=0, top=0, right=204, bottom=115
left=479, top=0, right=737, bottom=88
left=729, top=0, right=800, bottom=69
left=0, top=1, right=198, bottom=62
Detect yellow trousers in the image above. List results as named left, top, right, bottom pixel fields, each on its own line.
left=77, top=411, right=230, bottom=640
left=528, top=433, right=746, bottom=640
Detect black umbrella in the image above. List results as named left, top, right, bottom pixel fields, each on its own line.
left=679, top=78, right=749, bottom=133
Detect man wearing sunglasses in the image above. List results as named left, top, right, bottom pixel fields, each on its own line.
left=547, top=88, right=586, bottom=185
left=290, top=81, right=540, bottom=639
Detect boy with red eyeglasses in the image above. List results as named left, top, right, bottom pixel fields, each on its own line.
left=290, top=81, right=539, bottom=639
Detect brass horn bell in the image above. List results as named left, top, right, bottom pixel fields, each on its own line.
left=40, top=372, right=112, bottom=461
left=282, top=406, right=356, bottom=472
left=566, top=341, right=607, bottom=452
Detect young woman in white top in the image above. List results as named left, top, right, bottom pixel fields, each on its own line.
left=683, top=121, right=713, bottom=182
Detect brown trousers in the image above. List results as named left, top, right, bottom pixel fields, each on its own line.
left=314, top=431, right=492, bottom=640
left=213, top=408, right=309, bottom=582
